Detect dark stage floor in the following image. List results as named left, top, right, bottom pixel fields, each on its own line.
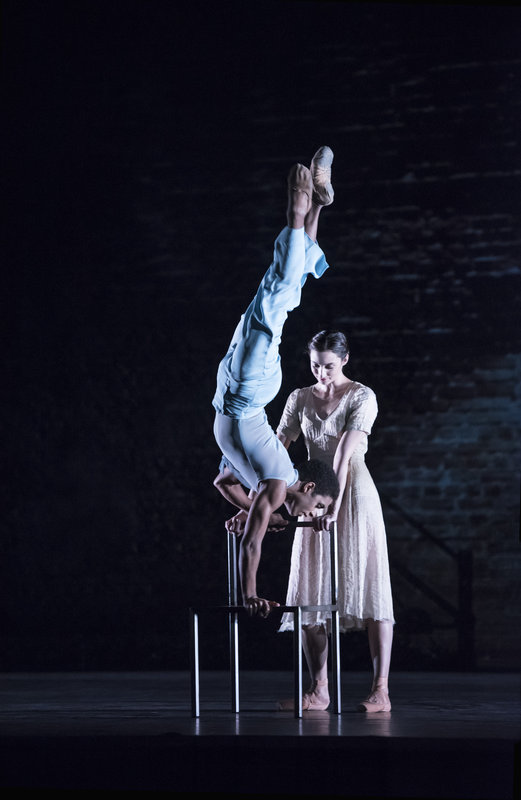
left=0, top=670, right=519, bottom=797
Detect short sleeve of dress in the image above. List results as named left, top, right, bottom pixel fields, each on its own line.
left=344, top=385, right=378, bottom=435
left=276, top=388, right=302, bottom=442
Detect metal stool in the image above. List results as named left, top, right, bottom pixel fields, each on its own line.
left=190, top=520, right=341, bottom=718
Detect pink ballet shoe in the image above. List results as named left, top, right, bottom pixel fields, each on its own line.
left=310, top=146, right=334, bottom=206
left=357, top=688, right=391, bottom=713
left=277, top=679, right=330, bottom=711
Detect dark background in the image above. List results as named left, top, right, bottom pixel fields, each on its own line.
left=3, top=0, right=520, bottom=673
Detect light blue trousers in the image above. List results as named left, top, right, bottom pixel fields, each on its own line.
left=213, top=226, right=329, bottom=490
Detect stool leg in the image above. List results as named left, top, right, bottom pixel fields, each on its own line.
left=190, top=608, right=200, bottom=718
left=227, top=531, right=240, bottom=712
left=230, top=610, right=240, bottom=712
left=331, top=608, right=341, bottom=714
left=329, top=522, right=342, bottom=714
left=293, top=607, right=303, bottom=719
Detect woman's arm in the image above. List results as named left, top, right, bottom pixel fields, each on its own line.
left=332, top=429, right=366, bottom=511
left=276, top=431, right=292, bottom=449
left=314, top=428, right=366, bottom=530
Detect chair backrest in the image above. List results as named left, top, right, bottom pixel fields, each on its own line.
left=226, top=520, right=338, bottom=607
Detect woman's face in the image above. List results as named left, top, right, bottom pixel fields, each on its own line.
left=309, top=349, right=349, bottom=386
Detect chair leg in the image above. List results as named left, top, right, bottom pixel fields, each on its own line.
left=293, top=607, right=303, bottom=719
left=190, top=608, right=200, bottom=718
left=229, top=610, right=240, bottom=712
left=331, top=609, right=341, bottom=714
left=329, top=522, right=342, bottom=714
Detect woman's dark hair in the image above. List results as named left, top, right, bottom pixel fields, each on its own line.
left=307, top=329, right=349, bottom=358
left=297, top=459, right=340, bottom=501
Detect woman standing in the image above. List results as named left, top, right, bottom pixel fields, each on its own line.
left=276, top=330, right=395, bottom=712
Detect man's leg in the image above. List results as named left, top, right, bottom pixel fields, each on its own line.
left=287, top=163, right=313, bottom=228
left=225, top=164, right=329, bottom=414
left=214, top=162, right=330, bottom=491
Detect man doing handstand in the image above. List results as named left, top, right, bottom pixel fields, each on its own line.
left=213, top=148, right=339, bottom=617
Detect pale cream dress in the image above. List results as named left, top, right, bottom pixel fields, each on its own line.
left=277, top=382, right=395, bottom=632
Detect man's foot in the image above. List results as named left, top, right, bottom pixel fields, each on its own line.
left=287, top=163, right=313, bottom=227
left=310, top=146, right=334, bottom=206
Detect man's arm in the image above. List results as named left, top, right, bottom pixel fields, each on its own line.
left=215, top=469, right=288, bottom=534
left=239, top=478, right=287, bottom=616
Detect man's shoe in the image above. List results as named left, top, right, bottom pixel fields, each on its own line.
left=310, top=146, right=334, bottom=206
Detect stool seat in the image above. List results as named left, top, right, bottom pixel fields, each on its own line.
left=190, top=604, right=338, bottom=613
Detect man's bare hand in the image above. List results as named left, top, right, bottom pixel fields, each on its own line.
left=244, top=596, right=280, bottom=618
left=312, top=512, right=336, bottom=532
left=226, top=509, right=288, bottom=535
left=225, top=510, right=248, bottom=535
